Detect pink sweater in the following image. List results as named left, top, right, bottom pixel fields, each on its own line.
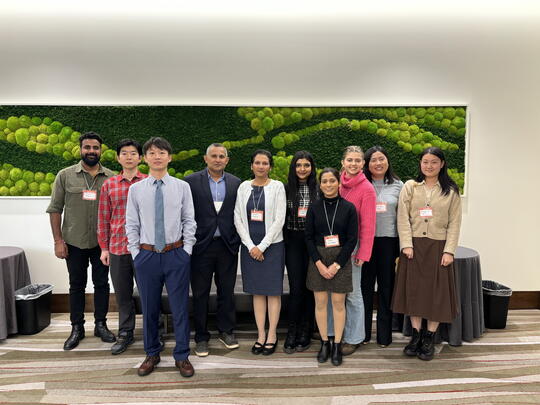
left=340, top=171, right=376, bottom=262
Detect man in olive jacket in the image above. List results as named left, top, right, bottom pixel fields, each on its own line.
left=46, top=131, right=116, bottom=350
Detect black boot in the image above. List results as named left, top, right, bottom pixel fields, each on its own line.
left=317, top=340, right=331, bottom=363
left=111, top=331, right=134, bottom=355
left=296, top=322, right=312, bottom=352
left=64, top=324, right=85, bottom=350
left=94, top=321, right=116, bottom=343
left=417, top=330, right=435, bottom=361
left=284, top=323, right=297, bottom=354
left=331, top=341, right=343, bottom=366
left=403, top=328, right=423, bottom=356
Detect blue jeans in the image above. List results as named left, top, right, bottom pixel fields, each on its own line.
left=327, top=260, right=365, bottom=344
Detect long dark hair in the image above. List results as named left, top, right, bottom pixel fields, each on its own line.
left=415, top=147, right=459, bottom=196
left=287, top=151, right=318, bottom=205
left=363, top=145, right=400, bottom=184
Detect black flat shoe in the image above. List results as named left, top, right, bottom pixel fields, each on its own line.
left=251, top=341, right=265, bottom=355
left=262, top=340, right=278, bottom=356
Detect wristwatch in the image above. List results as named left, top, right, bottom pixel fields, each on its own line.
left=333, top=262, right=341, bottom=271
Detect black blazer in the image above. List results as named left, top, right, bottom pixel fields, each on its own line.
left=184, top=169, right=241, bottom=255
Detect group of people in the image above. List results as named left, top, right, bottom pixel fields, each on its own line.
left=46, top=131, right=462, bottom=377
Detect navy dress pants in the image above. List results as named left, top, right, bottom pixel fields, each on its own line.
left=134, top=247, right=191, bottom=361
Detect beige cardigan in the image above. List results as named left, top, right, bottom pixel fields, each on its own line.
left=397, top=180, right=462, bottom=255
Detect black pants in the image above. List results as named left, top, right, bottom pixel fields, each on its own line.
left=109, top=253, right=136, bottom=335
left=190, top=238, right=238, bottom=342
left=361, top=237, right=399, bottom=345
left=285, top=230, right=314, bottom=327
left=65, top=244, right=110, bottom=327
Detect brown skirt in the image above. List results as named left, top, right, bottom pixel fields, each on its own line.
left=391, top=237, right=459, bottom=323
left=306, top=246, right=352, bottom=293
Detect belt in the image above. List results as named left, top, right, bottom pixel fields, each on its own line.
left=140, top=240, right=183, bottom=253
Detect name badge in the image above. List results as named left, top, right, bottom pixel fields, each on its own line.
left=250, top=210, right=264, bottom=222
left=324, top=235, right=340, bottom=248
left=298, top=206, right=308, bottom=218
left=419, top=206, right=433, bottom=218
left=376, top=201, right=387, bottom=213
left=82, top=190, right=97, bottom=200
left=214, top=201, right=223, bottom=213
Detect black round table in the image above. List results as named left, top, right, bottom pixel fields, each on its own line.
left=0, top=247, right=31, bottom=339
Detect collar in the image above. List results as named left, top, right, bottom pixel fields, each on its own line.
left=120, top=170, right=144, bottom=181
left=418, top=180, right=441, bottom=188
left=75, top=160, right=106, bottom=174
left=149, top=173, right=171, bottom=184
left=206, top=168, right=225, bottom=182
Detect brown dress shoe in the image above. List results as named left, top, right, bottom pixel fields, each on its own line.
left=175, top=359, right=195, bottom=378
left=138, top=355, right=160, bottom=376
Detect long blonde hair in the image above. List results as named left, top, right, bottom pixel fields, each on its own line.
left=341, top=145, right=364, bottom=173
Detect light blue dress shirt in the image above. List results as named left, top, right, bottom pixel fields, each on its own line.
left=207, top=169, right=226, bottom=237
left=126, top=173, right=197, bottom=258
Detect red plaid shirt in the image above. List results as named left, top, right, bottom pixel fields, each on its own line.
left=98, top=171, right=147, bottom=255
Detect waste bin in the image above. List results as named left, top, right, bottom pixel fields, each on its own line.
left=15, top=284, right=54, bottom=335
left=482, top=280, right=512, bottom=329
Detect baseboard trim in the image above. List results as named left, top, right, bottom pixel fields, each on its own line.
left=51, top=291, right=540, bottom=313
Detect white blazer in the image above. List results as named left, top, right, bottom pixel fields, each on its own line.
left=234, top=179, right=286, bottom=253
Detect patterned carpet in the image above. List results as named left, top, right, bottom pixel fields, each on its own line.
left=1, top=310, right=539, bottom=404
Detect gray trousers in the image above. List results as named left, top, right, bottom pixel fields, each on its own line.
left=109, top=253, right=136, bottom=334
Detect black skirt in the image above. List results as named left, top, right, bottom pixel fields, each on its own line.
left=306, top=246, right=352, bottom=293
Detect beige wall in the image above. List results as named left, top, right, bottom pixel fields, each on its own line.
left=0, top=2, right=539, bottom=292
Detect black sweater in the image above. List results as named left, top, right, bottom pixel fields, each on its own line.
left=304, top=195, right=358, bottom=267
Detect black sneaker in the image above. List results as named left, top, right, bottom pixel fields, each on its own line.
left=218, top=332, right=239, bottom=350
left=195, top=340, right=209, bottom=357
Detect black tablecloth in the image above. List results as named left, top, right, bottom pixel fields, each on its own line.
left=0, top=247, right=31, bottom=339
left=403, top=246, right=485, bottom=346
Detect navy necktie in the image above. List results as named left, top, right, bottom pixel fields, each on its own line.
left=154, top=179, right=166, bottom=251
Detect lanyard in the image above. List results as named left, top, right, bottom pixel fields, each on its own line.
left=373, top=181, right=386, bottom=199
left=83, top=171, right=98, bottom=191
left=251, top=186, right=264, bottom=211
left=323, top=199, right=339, bottom=235
left=298, top=186, right=309, bottom=207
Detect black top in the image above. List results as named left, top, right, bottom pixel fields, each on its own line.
left=285, top=183, right=313, bottom=231
left=305, top=195, right=358, bottom=267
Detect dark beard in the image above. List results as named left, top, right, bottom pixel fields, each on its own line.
left=82, top=154, right=100, bottom=167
